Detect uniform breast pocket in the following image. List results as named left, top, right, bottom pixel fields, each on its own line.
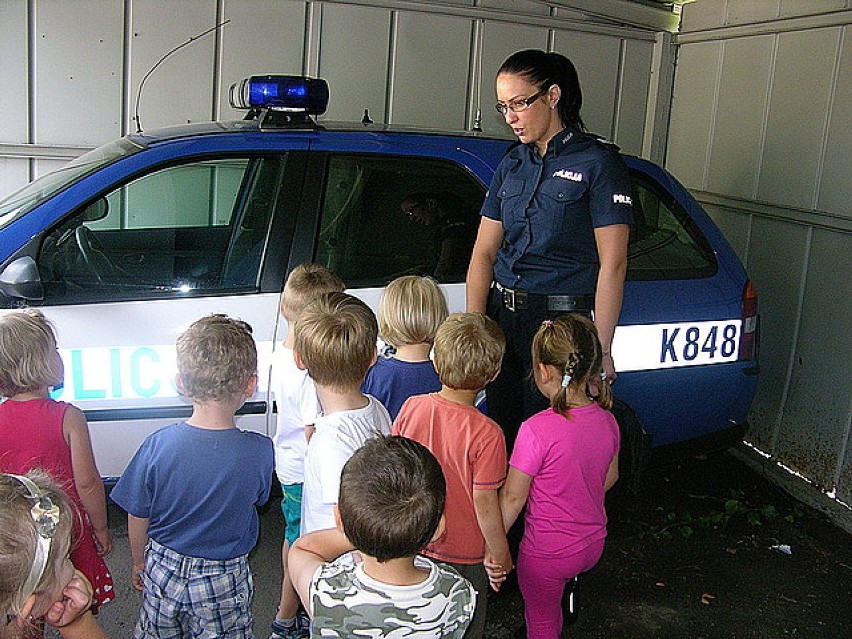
left=497, top=178, right=526, bottom=227
left=539, top=179, right=587, bottom=232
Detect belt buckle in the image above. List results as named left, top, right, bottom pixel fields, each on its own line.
left=503, top=288, right=516, bottom=312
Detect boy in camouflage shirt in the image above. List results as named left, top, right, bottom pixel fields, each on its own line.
left=289, top=436, right=475, bottom=638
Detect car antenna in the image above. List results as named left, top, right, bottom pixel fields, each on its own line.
left=133, top=19, right=231, bottom=134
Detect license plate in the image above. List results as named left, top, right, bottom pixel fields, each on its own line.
left=612, top=320, right=741, bottom=372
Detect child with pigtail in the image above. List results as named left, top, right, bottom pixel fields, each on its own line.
left=498, top=314, right=620, bottom=639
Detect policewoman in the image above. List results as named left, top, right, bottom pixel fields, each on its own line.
left=466, top=49, right=633, bottom=443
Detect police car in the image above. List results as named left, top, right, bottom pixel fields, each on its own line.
left=0, top=76, right=758, bottom=479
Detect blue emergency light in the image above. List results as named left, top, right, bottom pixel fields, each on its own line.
left=229, top=75, right=329, bottom=115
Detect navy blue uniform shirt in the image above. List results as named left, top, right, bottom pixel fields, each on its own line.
left=480, top=127, right=633, bottom=295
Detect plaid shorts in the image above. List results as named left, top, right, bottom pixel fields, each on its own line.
left=134, top=539, right=254, bottom=639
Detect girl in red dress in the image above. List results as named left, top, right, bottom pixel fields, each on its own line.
left=0, top=310, right=114, bottom=615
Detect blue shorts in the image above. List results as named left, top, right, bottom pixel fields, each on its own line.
left=136, top=539, right=253, bottom=639
left=280, top=482, right=303, bottom=545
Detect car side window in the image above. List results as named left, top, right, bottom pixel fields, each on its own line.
left=36, top=156, right=284, bottom=304
left=627, top=171, right=716, bottom=280
left=314, top=154, right=484, bottom=286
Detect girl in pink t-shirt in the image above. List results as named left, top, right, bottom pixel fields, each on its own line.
left=499, top=314, right=620, bottom=639
left=0, top=310, right=114, bottom=616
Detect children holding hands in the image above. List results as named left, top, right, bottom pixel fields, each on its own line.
left=361, top=275, right=448, bottom=419
left=393, top=312, right=511, bottom=639
left=499, top=315, right=620, bottom=639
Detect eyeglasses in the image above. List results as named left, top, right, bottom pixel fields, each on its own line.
left=495, top=87, right=549, bottom=115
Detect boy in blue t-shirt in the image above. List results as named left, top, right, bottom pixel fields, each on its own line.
left=111, top=314, right=274, bottom=639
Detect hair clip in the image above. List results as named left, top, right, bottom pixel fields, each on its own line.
left=561, top=373, right=572, bottom=388
left=542, top=319, right=554, bottom=328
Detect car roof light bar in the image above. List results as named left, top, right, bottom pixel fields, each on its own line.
left=229, top=75, right=329, bottom=115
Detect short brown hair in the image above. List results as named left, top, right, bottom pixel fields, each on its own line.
left=532, top=314, right=612, bottom=413
left=280, top=263, right=345, bottom=321
left=433, top=313, right=504, bottom=391
left=0, top=309, right=63, bottom=397
left=293, top=292, right=378, bottom=391
left=176, top=314, right=257, bottom=402
left=378, top=276, right=448, bottom=347
left=338, top=436, right=445, bottom=562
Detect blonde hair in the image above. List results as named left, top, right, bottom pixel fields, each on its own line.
left=532, top=314, right=612, bottom=414
left=378, top=276, right=448, bottom=347
left=280, top=263, right=345, bottom=321
left=176, top=314, right=257, bottom=402
left=433, top=313, right=504, bottom=391
left=293, top=292, right=378, bottom=391
left=0, top=470, right=73, bottom=628
left=0, top=309, right=63, bottom=398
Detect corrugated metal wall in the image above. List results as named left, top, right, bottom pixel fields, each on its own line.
left=669, top=0, right=852, bottom=523
left=0, top=0, right=661, bottom=201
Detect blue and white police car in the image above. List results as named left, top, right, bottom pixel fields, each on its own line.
left=0, top=76, right=758, bottom=479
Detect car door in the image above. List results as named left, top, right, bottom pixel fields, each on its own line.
left=0, top=138, right=310, bottom=479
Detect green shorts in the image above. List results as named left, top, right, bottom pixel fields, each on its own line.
left=280, top=482, right=303, bottom=545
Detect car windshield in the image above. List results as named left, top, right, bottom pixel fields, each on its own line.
left=0, top=137, right=142, bottom=230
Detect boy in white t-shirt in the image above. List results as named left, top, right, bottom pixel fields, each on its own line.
left=292, top=292, right=392, bottom=536
left=270, top=264, right=344, bottom=639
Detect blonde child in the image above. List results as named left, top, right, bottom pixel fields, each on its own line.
left=0, top=310, right=114, bottom=614
left=499, top=315, right=620, bottom=639
left=110, top=314, right=274, bottom=638
left=393, top=312, right=511, bottom=639
left=362, top=275, right=448, bottom=419
left=1, top=470, right=110, bottom=639
left=294, top=292, right=392, bottom=536
left=270, top=263, right=345, bottom=639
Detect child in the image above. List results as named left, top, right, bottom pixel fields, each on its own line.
left=499, top=315, right=620, bottom=639
left=289, top=435, right=476, bottom=638
left=0, top=309, right=114, bottom=614
left=361, top=275, right=448, bottom=419
left=293, top=292, right=392, bottom=536
left=270, top=263, right=345, bottom=639
left=1, top=470, right=110, bottom=639
left=393, top=312, right=511, bottom=639
left=110, top=314, right=274, bottom=639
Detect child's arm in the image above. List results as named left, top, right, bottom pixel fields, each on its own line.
left=63, top=406, right=111, bottom=555
left=604, top=454, right=620, bottom=492
left=127, top=514, right=150, bottom=591
left=473, top=488, right=513, bottom=591
left=499, top=466, right=533, bottom=533
left=289, top=528, right=356, bottom=615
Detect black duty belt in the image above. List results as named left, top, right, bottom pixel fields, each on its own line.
left=493, top=282, right=594, bottom=313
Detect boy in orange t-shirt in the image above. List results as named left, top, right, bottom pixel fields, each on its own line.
left=393, top=312, right=510, bottom=639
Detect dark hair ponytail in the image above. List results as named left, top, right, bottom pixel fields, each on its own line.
left=498, top=49, right=585, bottom=131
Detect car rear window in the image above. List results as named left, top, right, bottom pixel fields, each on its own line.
left=626, top=170, right=716, bottom=281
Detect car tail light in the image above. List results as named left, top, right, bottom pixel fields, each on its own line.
left=739, top=280, right=758, bottom=361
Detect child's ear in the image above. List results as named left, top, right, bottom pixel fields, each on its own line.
left=370, top=347, right=378, bottom=368
left=536, top=362, right=551, bottom=384
left=333, top=505, right=345, bottom=534
left=244, top=374, right=258, bottom=398
left=175, top=374, right=187, bottom=396
left=430, top=514, right=446, bottom=543
left=293, top=349, right=307, bottom=371
left=488, top=366, right=502, bottom=384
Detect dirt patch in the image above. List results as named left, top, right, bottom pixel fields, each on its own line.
left=485, top=450, right=852, bottom=638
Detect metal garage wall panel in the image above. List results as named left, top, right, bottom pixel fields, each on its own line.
left=818, top=25, right=852, bottom=217
left=666, top=41, right=721, bottom=191
left=479, top=0, right=552, bottom=15
left=757, top=27, right=841, bottom=210
left=218, top=1, right=307, bottom=122
left=679, top=0, right=727, bottom=32
left=781, top=0, right=849, bottom=19
left=552, top=31, right=621, bottom=140
left=0, top=160, right=30, bottom=201
left=33, top=0, right=122, bottom=146
left=774, top=229, right=852, bottom=489
left=318, top=4, right=391, bottom=124
left=479, top=21, right=549, bottom=137
left=34, top=158, right=69, bottom=179
left=707, top=35, right=774, bottom=199
left=129, top=0, right=217, bottom=133
left=701, top=201, right=752, bottom=264
left=726, top=1, right=782, bottom=25
left=390, top=12, right=470, bottom=130
left=0, top=0, right=28, bottom=143
left=742, top=216, right=809, bottom=453
left=615, top=38, right=653, bottom=156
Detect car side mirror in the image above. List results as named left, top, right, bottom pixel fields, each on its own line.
left=0, top=256, right=45, bottom=300
left=81, top=197, right=109, bottom=222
